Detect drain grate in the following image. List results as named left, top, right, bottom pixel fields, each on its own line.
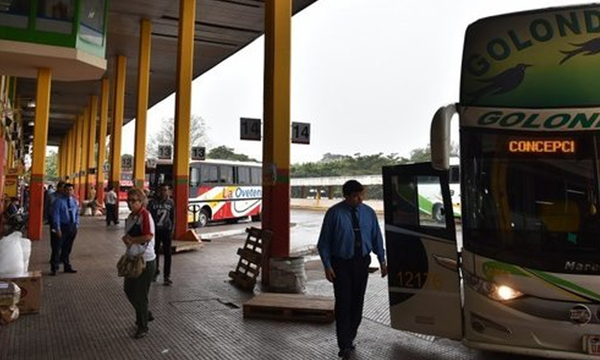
left=170, top=298, right=239, bottom=313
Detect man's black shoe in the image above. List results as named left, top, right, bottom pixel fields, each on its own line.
left=148, top=312, right=154, bottom=322
left=64, top=268, right=77, bottom=273
left=134, top=327, right=148, bottom=339
left=337, top=348, right=351, bottom=359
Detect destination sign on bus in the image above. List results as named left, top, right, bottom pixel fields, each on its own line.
left=507, top=139, right=576, bottom=154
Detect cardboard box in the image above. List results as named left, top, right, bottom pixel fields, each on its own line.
left=0, top=271, right=42, bottom=314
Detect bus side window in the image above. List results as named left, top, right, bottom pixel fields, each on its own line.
left=251, top=167, right=262, bottom=185
left=238, top=167, right=251, bottom=185
left=201, top=164, right=218, bottom=184
left=220, top=165, right=233, bottom=184
left=190, top=167, right=200, bottom=188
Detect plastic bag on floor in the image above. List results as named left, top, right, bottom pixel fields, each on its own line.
left=0, top=231, right=29, bottom=276
left=18, top=234, right=31, bottom=272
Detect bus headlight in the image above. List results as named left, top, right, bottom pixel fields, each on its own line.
left=495, top=285, right=522, bottom=301
left=465, top=272, right=523, bottom=301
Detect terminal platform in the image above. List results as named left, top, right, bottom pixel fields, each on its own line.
left=0, top=216, right=529, bottom=359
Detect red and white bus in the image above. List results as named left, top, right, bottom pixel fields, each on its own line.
left=146, top=159, right=262, bottom=227
left=103, top=170, right=148, bottom=201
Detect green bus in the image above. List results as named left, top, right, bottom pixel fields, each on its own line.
left=384, top=5, right=600, bottom=359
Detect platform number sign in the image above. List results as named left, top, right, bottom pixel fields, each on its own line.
left=191, top=146, right=206, bottom=160
left=240, top=117, right=261, bottom=141
left=291, top=122, right=311, bottom=144
left=158, top=145, right=172, bottom=159
left=146, top=158, right=157, bottom=169
left=121, top=156, right=133, bottom=169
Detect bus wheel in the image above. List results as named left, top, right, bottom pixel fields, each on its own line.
left=251, top=213, right=261, bottom=222
left=197, top=209, right=209, bottom=228
left=432, top=203, right=444, bottom=223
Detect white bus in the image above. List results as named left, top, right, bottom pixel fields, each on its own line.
left=417, top=156, right=460, bottom=222
left=147, top=159, right=262, bottom=227
left=383, top=5, right=600, bottom=359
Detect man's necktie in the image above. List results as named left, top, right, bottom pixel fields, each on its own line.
left=68, top=200, right=74, bottom=225
left=351, top=208, right=362, bottom=258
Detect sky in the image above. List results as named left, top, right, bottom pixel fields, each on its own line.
left=120, top=0, right=585, bottom=164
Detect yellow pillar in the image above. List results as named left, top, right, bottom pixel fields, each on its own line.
left=97, top=78, right=109, bottom=204
left=173, top=0, right=196, bottom=240
left=6, top=138, right=13, bottom=169
left=134, top=18, right=152, bottom=189
left=87, top=95, right=98, bottom=196
left=28, top=68, right=52, bottom=241
left=110, top=56, right=126, bottom=193
left=262, top=0, right=292, bottom=257
left=74, top=115, right=83, bottom=200
left=64, top=131, right=70, bottom=179
left=67, top=129, right=74, bottom=181
left=80, top=107, right=90, bottom=203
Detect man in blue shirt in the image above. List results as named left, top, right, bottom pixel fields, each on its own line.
left=50, top=183, right=79, bottom=275
left=317, top=180, right=387, bottom=359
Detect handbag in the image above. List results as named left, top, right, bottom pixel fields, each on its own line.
left=117, top=253, right=146, bottom=278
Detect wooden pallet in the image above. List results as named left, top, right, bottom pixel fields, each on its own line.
left=171, top=240, right=203, bottom=253
left=169, top=230, right=203, bottom=253
left=228, top=227, right=271, bottom=291
left=243, top=293, right=334, bottom=323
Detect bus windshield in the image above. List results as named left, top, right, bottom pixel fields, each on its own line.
left=462, top=130, right=600, bottom=273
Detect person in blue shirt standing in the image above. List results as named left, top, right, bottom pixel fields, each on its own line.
left=50, top=183, right=79, bottom=275
left=317, top=180, right=387, bottom=359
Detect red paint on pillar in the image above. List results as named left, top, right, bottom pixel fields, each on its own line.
left=173, top=177, right=189, bottom=240
left=263, top=168, right=290, bottom=258
left=0, top=138, right=5, bottom=215
left=28, top=177, right=44, bottom=241
left=97, top=185, right=105, bottom=207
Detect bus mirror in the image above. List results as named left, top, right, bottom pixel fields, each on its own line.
left=430, top=104, right=457, bottom=170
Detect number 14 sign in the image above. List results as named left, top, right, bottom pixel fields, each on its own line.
left=292, top=122, right=310, bottom=144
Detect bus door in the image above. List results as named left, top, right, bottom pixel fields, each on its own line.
left=382, top=162, right=462, bottom=340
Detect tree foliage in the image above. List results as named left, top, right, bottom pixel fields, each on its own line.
left=45, top=150, right=58, bottom=181
left=290, top=142, right=459, bottom=177
left=146, top=115, right=210, bottom=158
left=291, top=152, right=409, bottom=177
left=208, top=146, right=257, bottom=162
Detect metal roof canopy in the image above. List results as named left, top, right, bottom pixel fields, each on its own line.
left=15, top=0, right=317, bottom=146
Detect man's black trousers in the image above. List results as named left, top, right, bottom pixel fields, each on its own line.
left=331, top=255, right=371, bottom=351
left=154, top=228, right=172, bottom=278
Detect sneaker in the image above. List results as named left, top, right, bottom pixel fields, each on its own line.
left=134, top=327, right=148, bottom=339
left=163, top=277, right=173, bottom=286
